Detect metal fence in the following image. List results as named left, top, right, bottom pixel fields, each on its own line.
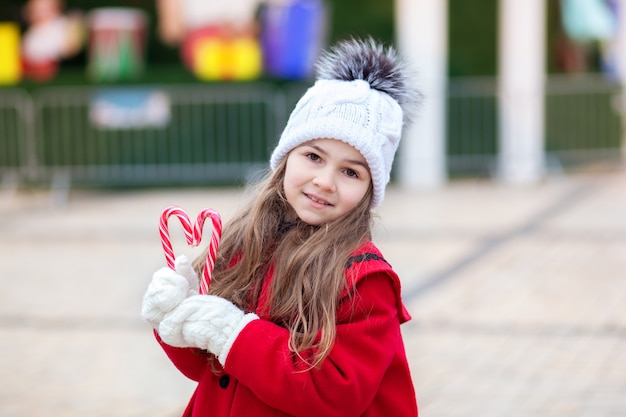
left=0, top=88, right=33, bottom=182
left=447, top=77, right=499, bottom=176
left=446, top=74, right=624, bottom=177
left=544, top=75, right=623, bottom=168
left=32, top=84, right=286, bottom=187
left=0, top=75, right=623, bottom=191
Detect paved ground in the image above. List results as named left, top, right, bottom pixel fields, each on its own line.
left=0, top=169, right=625, bottom=417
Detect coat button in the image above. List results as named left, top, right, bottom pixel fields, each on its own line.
left=219, top=375, right=230, bottom=389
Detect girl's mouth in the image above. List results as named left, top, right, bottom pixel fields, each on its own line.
left=305, top=193, right=332, bottom=206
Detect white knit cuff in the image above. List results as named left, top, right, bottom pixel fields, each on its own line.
left=217, top=313, right=259, bottom=366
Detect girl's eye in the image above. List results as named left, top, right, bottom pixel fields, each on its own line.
left=345, top=168, right=359, bottom=178
left=306, top=152, right=321, bottom=162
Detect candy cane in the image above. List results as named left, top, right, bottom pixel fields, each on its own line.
left=159, top=206, right=222, bottom=294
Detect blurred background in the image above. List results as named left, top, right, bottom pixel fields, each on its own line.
left=0, top=1, right=625, bottom=416
left=0, top=0, right=623, bottom=191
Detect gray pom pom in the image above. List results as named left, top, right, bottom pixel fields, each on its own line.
left=315, top=37, right=422, bottom=123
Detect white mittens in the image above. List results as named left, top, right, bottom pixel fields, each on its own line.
left=141, top=255, right=199, bottom=329
left=159, top=295, right=259, bottom=365
left=141, top=255, right=258, bottom=365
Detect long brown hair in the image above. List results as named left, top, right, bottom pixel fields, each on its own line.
left=193, top=157, right=374, bottom=369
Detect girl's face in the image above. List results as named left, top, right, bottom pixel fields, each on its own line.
left=283, top=138, right=371, bottom=226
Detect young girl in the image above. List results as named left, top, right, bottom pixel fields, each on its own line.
left=142, top=37, right=421, bottom=417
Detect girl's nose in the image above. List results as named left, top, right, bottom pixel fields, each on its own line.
left=312, top=169, right=336, bottom=191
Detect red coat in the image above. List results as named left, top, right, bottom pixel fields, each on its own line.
left=156, top=241, right=417, bottom=417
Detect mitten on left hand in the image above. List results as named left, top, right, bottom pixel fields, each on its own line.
left=141, top=255, right=199, bottom=329
left=159, top=294, right=259, bottom=365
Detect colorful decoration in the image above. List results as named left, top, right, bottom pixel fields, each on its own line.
left=156, top=0, right=263, bottom=81
left=561, top=0, right=616, bottom=42
left=184, top=27, right=262, bottom=81
left=260, top=0, right=327, bottom=80
left=87, top=8, right=148, bottom=82
left=20, top=0, right=85, bottom=82
left=0, top=23, right=21, bottom=84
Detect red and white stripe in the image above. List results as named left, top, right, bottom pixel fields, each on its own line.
left=159, top=206, right=222, bottom=294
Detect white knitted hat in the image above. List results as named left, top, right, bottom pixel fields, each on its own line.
left=269, top=38, right=420, bottom=208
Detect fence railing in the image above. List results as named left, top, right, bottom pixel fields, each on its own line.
left=32, top=84, right=286, bottom=187
left=0, top=88, right=33, bottom=176
left=446, top=74, right=624, bottom=177
left=544, top=75, right=623, bottom=168
left=0, top=75, right=623, bottom=191
left=447, top=77, right=499, bottom=176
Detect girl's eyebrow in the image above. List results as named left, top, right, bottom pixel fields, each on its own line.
left=308, top=144, right=369, bottom=169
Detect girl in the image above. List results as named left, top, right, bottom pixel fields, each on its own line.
left=142, top=37, right=421, bottom=417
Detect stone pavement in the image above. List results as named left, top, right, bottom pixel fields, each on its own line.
left=0, top=169, right=625, bottom=417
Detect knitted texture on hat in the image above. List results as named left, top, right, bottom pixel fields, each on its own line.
left=270, top=37, right=421, bottom=208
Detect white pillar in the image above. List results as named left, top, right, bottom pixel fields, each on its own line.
left=395, top=0, right=447, bottom=188
left=498, top=0, right=546, bottom=184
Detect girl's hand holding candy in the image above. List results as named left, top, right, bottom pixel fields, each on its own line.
left=158, top=294, right=259, bottom=365
left=141, top=255, right=199, bottom=329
